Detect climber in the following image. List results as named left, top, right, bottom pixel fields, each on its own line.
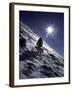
left=35, top=38, right=43, bottom=54
left=37, top=38, right=43, bottom=48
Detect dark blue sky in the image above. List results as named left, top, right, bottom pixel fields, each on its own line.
left=19, top=11, right=64, bottom=57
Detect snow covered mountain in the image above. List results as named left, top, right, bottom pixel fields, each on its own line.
left=19, top=22, right=64, bottom=79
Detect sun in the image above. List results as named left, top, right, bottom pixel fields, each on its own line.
left=45, top=25, right=55, bottom=37
left=46, top=26, right=53, bottom=34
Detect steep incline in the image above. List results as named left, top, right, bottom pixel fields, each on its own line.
left=19, top=22, right=64, bottom=79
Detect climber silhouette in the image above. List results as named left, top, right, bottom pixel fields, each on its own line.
left=37, top=38, right=43, bottom=48
left=35, top=38, right=43, bottom=54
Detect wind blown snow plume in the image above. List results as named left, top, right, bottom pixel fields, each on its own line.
left=19, top=22, right=64, bottom=79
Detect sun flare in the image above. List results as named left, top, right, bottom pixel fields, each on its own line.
left=46, top=26, right=53, bottom=34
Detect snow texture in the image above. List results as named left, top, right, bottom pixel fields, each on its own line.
left=19, top=22, right=64, bottom=79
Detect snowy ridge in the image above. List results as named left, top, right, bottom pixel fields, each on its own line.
left=19, top=21, right=64, bottom=79
left=20, top=21, right=63, bottom=59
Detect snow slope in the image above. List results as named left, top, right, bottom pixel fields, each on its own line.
left=19, top=22, right=64, bottom=79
